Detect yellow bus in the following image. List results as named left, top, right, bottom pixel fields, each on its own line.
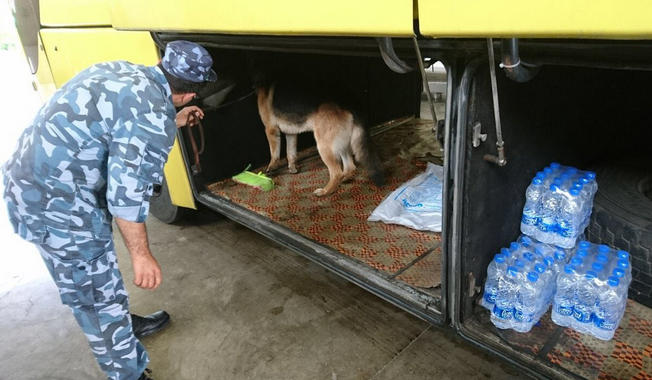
left=12, top=1, right=652, bottom=378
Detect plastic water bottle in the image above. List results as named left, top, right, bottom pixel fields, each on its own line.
left=491, top=266, right=519, bottom=329
left=550, top=242, right=631, bottom=339
left=552, top=248, right=568, bottom=275
left=509, top=241, right=521, bottom=253
left=552, top=264, right=577, bottom=327
left=534, top=243, right=552, bottom=259
left=536, top=260, right=556, bottom=304
left=593, top=276, right=624, bottom=340
left=538, top=184, right=562, bottom=245
left=578, top=240, right=591, bottom=251
left=549, top=162, right=562, bottom=177
left=573, top=270, right=598, bottom=334
left=584, top=171, right=598, bottom=198
left=558, top=187, right=584, bottom=248
left=574, top=181, right=593, bottom=228
left=616, top=259, right=632, bottom=286
left=521, top=177, right=544, bottom=237
left=481, top=253, right=507, bottom=310
left=518, top=235, right=535, bottom=249
left=519, top=164, right=598, bottom=247
left=500, top=247, right=512, bottom=263
left=513, top=271, right=542, bottom=332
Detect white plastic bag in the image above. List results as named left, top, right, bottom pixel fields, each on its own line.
left=368, top=162, right=443, bottom=232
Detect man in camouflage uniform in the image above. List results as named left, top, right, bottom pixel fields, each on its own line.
left=2, top=40, right=216, bottom=380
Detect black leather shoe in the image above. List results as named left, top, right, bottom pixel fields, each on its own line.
left=138, top=368, right=154, bottom=380
left=131, top=311, right=170, bottom=339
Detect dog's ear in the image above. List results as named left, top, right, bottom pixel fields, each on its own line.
left=251, top=70, right=269, bottom=88
left=244, top=51, right=269, bottom=88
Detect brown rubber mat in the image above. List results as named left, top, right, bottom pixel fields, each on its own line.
left=206, top=118, right=442, bottom=288
left=547, top=299, right=652, bottom=379
left=395, top=245, right=442, bottom=288
left=472, top=298, right=652, bottom=379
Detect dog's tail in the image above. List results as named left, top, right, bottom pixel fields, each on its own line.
left=351, top=123, right=385, bottom=187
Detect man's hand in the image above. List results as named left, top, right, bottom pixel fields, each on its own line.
left=115, top=217, right=163, bottom=290
left=131, top=252, right=162, bottom=289
left=176, top=105, right=204, bottom=128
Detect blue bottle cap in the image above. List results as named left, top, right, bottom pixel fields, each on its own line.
left=618, top=259, right=629, bottom=269
left=523, top=252, right=535, bottom=262
left=570, top=188, right=580, bottom=196
left=532, top=177, right=543, bottom=185
left=535, top=263, right=546, bottom=273
left=617, top=250, right=629, bottom=260
left=494, top=254, right=506, bottom=264
left=596, top=253, right=609, bottom=264
left=586, top=171, right=596, bottom=180
left=550, top=162, right=561, bottom=169
left=576, top=249, right=589, bottom=258
left=554, top=250, right=566, bottom=261
left=520, top=235, right=532, bottom=244
left=580, top=177, right=590, bottom=184
left=514, top=259, right=525, bottom=268
left=613, top=268, right=625, bottom=278
left=527, top=272, right=539, bottom=282
left=571, top=257, right=583, bottom=266
left=564, top=265, right=576, bottom=274
left=572, top=182, right=582, bottom=189
left=592, top=262, right=604, bottom=272
left=500, top=247, right=511, bottom=257
left=544, top=257, right=555, bottom=267
left=608, top=276, right=620, bottom=287
left=598, top=245, right=610, bottom=254
left=567, top=167, right=578, bottom=174
left=578, top=241, right=591, bottom=249
left=509, top=242, right=521, bottom=252
left=585, top=270, right=597, bottom=279
left=544, top=167, right=553, bottom=175
left=507, top=266, right=519, bottom=277
left=550, top=184, right=560, bottom=192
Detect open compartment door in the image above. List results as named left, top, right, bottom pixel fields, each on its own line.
left=449, top=41, right=652, bottom=379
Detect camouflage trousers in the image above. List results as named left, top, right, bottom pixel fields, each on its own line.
left=35, top=228, right=149, bottom=380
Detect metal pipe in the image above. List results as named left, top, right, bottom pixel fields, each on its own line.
left=483, top=38, right=507, bottom=167
left=413, top=37, right=438, bottom=127
left=376, top=37, right=413, bottom=74
left=500, top=38, right=540, bottom=83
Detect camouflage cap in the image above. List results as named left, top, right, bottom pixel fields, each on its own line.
left=161, top=40, right=217, bottom=83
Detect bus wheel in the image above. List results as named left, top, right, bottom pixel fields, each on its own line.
left=150, top=178, right=187, bottom=224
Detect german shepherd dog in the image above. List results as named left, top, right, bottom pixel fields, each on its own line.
left=256, top=80, right=385, bottom=196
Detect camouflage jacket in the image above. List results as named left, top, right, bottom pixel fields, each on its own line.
left=2, top=61, right=177, bottom=243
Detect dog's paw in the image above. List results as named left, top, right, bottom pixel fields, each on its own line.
left=313, top=188, right=327, bottom=196
left=288, top=166, right=299, bottom=174
left=342, top=172, right=355, bottom=182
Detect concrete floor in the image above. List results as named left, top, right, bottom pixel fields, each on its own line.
left=0, top=210, right=523, bottom=380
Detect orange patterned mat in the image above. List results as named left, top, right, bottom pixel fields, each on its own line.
left=547, top=299, right=652, bottom=379
left=476, top=298, right=652, bottom=379
left=206, top=119, right=442, bottom=288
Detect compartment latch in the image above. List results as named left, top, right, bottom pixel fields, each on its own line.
left=472, top=122, right=487, bottom=148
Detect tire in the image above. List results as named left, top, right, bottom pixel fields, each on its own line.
left=586, top=158, right=652, bottom=307
left=149, top=178, right=188, bottom=224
